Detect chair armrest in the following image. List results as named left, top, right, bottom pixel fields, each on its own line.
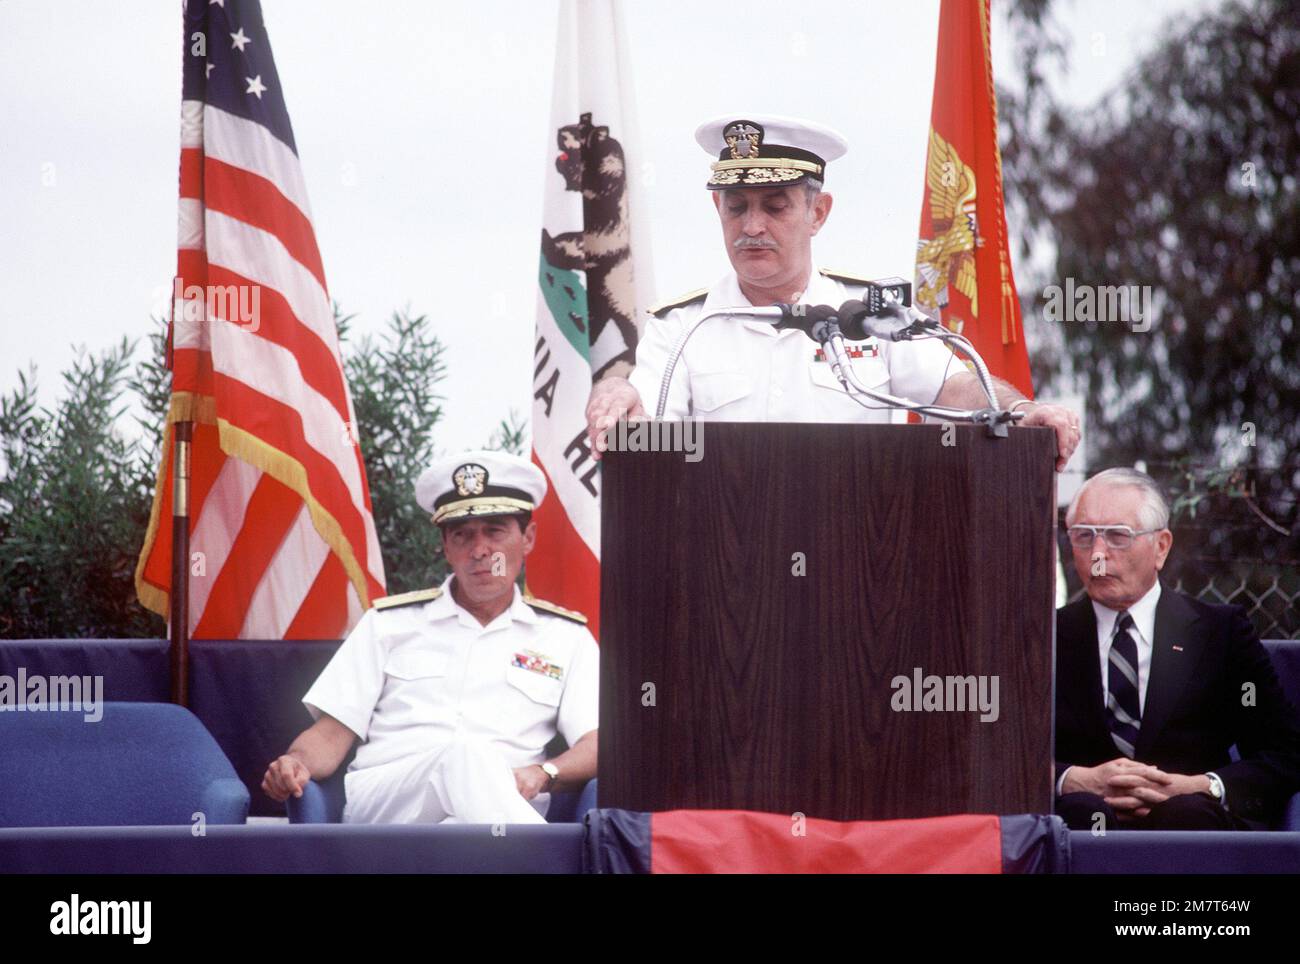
left=286, top=771, right=346, bottom=824
left=575, top=777, right=598, bottom=816
left=200, top=777, right=251, bottom=825
left=1278, top=791, right=1300, bottom=832
left=546, top=779, right=598, bottom=824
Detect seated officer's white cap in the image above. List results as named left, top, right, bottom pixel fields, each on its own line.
left=694, top=113, right=849, bottom=190
left=416, top=450, right=547, bottom=525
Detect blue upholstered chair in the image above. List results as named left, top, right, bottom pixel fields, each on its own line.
left=0, top=701, right=249, bottom=827
left=286, top=766, right=597, bottom=824
left=1261, top=640, right=1300, bottom=830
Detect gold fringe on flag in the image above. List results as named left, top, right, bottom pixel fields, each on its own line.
left=134, top=390, right=375, bottom=622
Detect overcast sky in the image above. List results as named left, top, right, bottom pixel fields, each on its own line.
left=0, top=0, right=1217, bottom=453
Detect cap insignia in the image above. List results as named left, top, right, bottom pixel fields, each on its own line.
left=724, top=121, right=763, bottom=160
left=453, top=463, right=488, bottom=497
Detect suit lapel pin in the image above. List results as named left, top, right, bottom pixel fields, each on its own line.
left=1172, top=645, right=1184, bottom=652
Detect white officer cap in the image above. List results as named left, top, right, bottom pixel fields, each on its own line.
left=415, top=450, right=547, bottom=525
left=694, top=113, right=849, bottom=190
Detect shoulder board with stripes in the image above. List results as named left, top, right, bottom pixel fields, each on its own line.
left=818, top=267, right=876, bottom=286
left=374, top=587, right=443, bottom=611
left=523, top=596, right=589, bottom=624
left=647, top=288, right=708, bottom=318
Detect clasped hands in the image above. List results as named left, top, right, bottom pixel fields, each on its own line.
left=1062, top=757, right=1212, bottom=821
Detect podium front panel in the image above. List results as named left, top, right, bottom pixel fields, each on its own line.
left=598, top=421, right=1056, bottom=820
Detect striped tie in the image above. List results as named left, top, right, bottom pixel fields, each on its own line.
left=1107, top=611, right=1142, bottom=758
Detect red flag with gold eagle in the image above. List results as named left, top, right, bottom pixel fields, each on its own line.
left=914, top=0, right=1032, bottom=398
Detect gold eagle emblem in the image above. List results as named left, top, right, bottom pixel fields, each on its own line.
left=915, top=129, right=979, bottom=328
left=724, top=121, right=762, bottom=160
left=453, top=463, right=487, bottom=497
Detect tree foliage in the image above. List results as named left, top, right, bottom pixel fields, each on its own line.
left=0, top=342, right=162, bottom=637
left=342, top=308, right=449, bottom=595
left=1000, top=0, right=1299, bottom=562
left=0, top=307, right=503, bottom=637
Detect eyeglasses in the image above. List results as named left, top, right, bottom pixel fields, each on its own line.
left=1066, top=525, right=1160, bottom=550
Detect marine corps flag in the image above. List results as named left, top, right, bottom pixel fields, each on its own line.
left=915, top=0, right=1033, bottom=398
left=136, top=0, right=385, bottom=642
left=531, top=0, right=654, bottom=639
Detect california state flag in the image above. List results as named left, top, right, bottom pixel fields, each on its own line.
left=531, top=0, right=654, bottom=640
left=915, top=0, right=1033, bottom=397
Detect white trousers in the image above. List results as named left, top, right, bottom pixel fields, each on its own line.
left=342, top=736, right=549, bottom=825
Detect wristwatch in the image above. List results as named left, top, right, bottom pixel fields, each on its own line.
left=1206, top=772, right=1225, bottom=804
left=540, top=762, right=560, bottom=790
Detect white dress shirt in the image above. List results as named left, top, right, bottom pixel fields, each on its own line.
left=628, top=267, right=962, bottom=422
left=303, top=575, right=600, bottom=775
left=1092, top=579, right=1161, bottom=717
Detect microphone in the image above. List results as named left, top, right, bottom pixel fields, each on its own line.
left=839, top=300, right=938, bottom=341
left=772, top=303, right=841, bottom=342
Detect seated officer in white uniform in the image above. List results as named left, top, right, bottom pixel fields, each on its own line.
left=585, top=113, right=1081, bottom=471
left=261, top=450, right=599, bottom=824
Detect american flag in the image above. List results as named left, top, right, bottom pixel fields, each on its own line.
left=135, top=0, right=385, bottom=638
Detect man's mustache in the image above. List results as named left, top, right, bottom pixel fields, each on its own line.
left=733, top=237, right=778, bottom=250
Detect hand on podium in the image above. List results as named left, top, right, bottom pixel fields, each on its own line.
left=1015, top=401, right=1082, bottom=472
left=586, top=376, right=646, bottom=461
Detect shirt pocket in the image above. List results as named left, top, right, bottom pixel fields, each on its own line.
left=384, top=651, right=450, bottom=681
left=807, top=352, right=890, bottom=393
left=691, top=369, right=752, bottom=414
left=505, top=665, right=563, bottom=708
left=380, top=651, right=451, bottom=724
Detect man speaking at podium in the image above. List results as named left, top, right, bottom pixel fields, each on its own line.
left=585, top=114, right=1080, bottom=471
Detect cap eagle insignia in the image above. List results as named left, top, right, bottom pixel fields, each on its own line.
left=453, top=463, right=488, bottom=497
left=724, top=122, right=763, bottom=160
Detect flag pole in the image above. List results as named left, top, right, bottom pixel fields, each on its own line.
left=169, top=419, right=193, bottom=706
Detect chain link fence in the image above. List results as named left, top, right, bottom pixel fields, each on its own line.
left=1169, top=562, right=1300, bottom=640
left=1063, top=562, right=1299, bottom=640
left=1056, top=458, right=1299, bottom=639
left=1057, top=525, right=1299, bottom=640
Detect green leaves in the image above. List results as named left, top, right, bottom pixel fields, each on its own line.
left=1002, top=0, right=1299, bottom=563
left=1, top=305, right=522, bottom=636
left=0, top=337, right=163, bottom=638
left=342, top=308, right=449, bottom=595
left=487, top=409, right=527, bottom=457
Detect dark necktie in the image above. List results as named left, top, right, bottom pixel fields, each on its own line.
left=1107, top=611, right=1142, bottom=757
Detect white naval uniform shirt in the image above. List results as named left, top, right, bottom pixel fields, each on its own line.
left=302, top=575, right=600, bottom=776
left=628, top=267, right=963, bottom=422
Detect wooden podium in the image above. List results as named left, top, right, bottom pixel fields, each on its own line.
left=598, top=422, right=1057, bottom=820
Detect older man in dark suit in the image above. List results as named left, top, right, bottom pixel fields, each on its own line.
left=1055, top=467, right=1300, bottom=831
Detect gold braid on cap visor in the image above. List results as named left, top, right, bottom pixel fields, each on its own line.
left=710, top=157, right=824, bottom=174
left=431, top=496, right=535, bottom=524
left=708, top=157, right=824, bottom=186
